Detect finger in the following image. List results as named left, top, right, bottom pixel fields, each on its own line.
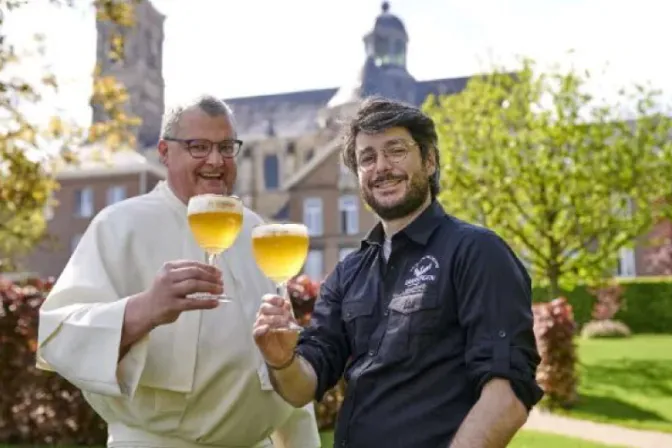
left=257, top=314, right=291, bottom=329
left=262, top=293, right=286, bottom=308
left=169, top=266, right=223, bottom=284
left=164, top=260, right=222, bottom=276
left=173, top=279, right=224, bottom=296
left=258, top=302, right=286, bottom=316
left=252, top=323, right=271, bottom=339
left=177, top=298, right=220, bottom=311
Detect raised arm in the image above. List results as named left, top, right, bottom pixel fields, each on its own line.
left=253, top=267, right=351, bottom=407
left=449, top=229, right=544, bottom=448
left=37, top=213, right=221, bottom=398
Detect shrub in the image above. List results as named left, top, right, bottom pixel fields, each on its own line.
left=0, top=276, right=107, bottom=445
left=580, top=283, right=631, bottom=338
left=580, top=319, right=632, bottom=339
left=287, top=275, right=346, bottom=430
left=532, top=276, right=672, bottom=333
left=532, top=297, right=579, bottom=409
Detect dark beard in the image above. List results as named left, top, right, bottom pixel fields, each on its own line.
left=363, top=174, right=430, bottom=221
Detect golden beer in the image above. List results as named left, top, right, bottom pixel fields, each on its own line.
left=187, top=194, right=243, bottom=254
left=251, top=223, right=309, bottom=284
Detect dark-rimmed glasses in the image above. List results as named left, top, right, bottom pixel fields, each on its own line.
left=164, top=137, right=243, bottom=159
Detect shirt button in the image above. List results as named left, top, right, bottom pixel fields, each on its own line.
left=498, top=330, right=507, bottom=338
left=383, top=309, right=389, bottom=316
left=368, top=350, right=375, bottom=356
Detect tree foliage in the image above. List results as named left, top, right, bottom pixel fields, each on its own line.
left=0, top=0, right=141, bottom=271
left=424, top=57, right=672, bottom=297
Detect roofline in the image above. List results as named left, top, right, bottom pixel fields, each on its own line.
left=284, top=137, right=342, bottom=191
left=224, top=87, right=338, bottom=103
left=56, top=163, right=166, bottom=180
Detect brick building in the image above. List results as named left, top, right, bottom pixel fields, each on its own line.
left=21, top=1, right=664, bottom=282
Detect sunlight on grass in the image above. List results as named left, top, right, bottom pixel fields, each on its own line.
left=318, top=430, right=623, bottom=447
left=555, top=334, right=672, bottom=433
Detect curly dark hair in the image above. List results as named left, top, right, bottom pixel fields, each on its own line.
left=340, top=96, right=441, bottom=199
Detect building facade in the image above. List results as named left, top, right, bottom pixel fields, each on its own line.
left=21, top=1, right=666, bottom=282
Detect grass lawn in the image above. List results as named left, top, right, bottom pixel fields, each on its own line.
left=553, top=334, right=672, bottom=433
left=319, top=430, right=624, bottom=447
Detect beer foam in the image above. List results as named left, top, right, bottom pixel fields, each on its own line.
left=252, top=222, right=308, bottom=238
left=187, top=194, right=243, bottom=215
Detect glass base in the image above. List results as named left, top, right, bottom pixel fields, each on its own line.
left=188, top=292, right=232, bottom=303
left=270, top=322, right=303, bottom=333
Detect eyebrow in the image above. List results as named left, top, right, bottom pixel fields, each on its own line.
left=357, top=138, right=409, bottom=154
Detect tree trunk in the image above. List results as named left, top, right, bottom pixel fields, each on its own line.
left=547, top=263, right=561, bottom=299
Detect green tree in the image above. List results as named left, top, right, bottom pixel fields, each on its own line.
left=0, top=0, right=141, bottom=271
left=424, top=57, right=672, bottom=297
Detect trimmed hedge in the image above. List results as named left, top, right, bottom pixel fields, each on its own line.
left=532, top=276, right=672, bottom=333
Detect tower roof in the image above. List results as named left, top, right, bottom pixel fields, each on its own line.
left=373, top=2, right=407, bottom=37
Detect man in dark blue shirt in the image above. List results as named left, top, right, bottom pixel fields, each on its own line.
left=253, top=96, right=543, bottom=447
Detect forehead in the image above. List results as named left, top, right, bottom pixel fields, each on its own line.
left=176, top=108, right=236, bottom=139
left=355, top=126, right=413, bottom=153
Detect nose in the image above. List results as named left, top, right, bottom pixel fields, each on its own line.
left=205, top=145, right=224, bottom=165
left=373, top=152, right=393, bottom=176
left=373, top=151, right=393, bottom=173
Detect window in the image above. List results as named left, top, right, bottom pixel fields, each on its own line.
left=339, top=195, right=359, bottom=235
left=74, top=187, right=94, bottom=217
left=303, top=197, right=323, bottom=236
left=616, top=247, right=636, bottom=277
left=339, top=247, right=357, bottom=261
left=106, top=185, right=126, bottom=205
left=71, top=234, right=83, bottom=253
left=304, top=249, right=324, bottom=280
left=264, top=154, right=280, bottom=190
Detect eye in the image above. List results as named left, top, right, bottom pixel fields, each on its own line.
left=189, top=143, right=209, bottom=152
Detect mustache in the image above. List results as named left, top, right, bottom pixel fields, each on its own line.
left=370, top=173, right=407, bottom=187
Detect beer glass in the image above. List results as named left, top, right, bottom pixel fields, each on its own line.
left=251, top=222, right=309, bottom=332
left=187, top=194, right=243, bottom=302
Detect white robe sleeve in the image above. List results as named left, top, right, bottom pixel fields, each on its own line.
left=270, top=402, right=321, bottom=448
left=36, top=210, right=149, bottom=398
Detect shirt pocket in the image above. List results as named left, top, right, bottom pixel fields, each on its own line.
left=388, top=290, right=443, bottom=335
left=342, top=297, right=377, bottom=356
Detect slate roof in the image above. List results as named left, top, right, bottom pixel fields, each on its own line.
left=223, top=88, right=337, bottom=141
left=223, top=75, right=473, bottom=142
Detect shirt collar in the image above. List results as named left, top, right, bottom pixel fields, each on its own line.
left=362, top=200, right=446, bottom=248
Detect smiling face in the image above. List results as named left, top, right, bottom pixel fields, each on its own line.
left=355, top=126, right=436, bottom=221
left=157, top=107, right=238, bottom=203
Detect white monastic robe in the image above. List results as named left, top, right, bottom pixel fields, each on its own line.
left=36, top=181, right=320, bottom=448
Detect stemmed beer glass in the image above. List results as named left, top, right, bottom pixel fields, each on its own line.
left=186, top=194, right=243, bottom=303
left=251, top=222, right=309, bottom=332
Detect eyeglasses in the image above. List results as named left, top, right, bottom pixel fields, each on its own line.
left=357, top=144, right=412, bottom=172
left=163, top=137, right=243, bottom=159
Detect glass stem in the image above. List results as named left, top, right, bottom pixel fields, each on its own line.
left=207, top=252, right=217, bottom=266
left=276, top=281, right=287, bottom=300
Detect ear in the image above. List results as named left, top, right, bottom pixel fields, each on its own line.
left=157, top=140, right=169, bottom=165
left=424, top=148, right=437, bottom=177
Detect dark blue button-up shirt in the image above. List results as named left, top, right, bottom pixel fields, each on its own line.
left=296, top=201, right=543, bottom=447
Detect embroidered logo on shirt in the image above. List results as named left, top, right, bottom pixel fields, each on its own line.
left=404, top=255, right=440, bottom=288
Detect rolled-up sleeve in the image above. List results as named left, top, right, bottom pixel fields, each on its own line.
left=454, top=229, right=543, bottom=411
left=295, top=265, right=350, bottom=402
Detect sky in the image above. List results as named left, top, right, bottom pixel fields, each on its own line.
left=3, top=0, right=671, bottom=128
